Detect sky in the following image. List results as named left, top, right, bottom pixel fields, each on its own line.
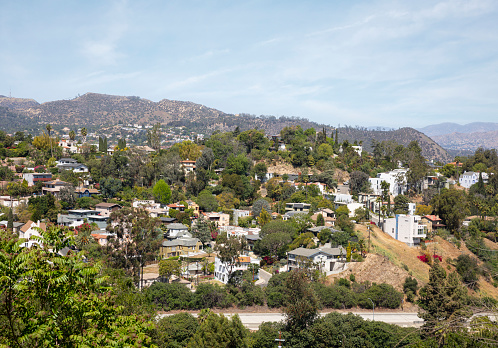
left=1, top=0, right=498, bottom=128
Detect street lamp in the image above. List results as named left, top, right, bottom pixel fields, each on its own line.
left=368, top=298, right=374, bottom=321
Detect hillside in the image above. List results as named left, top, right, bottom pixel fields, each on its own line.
left=417, top=122, right=498, bottom=137
left=337, top=126, right=452, bottom=162
left=0, top=93, right=451, bottom=161
left=432, top=130, right=498, bottom=153
left=350, top=224, right=498, bottom=300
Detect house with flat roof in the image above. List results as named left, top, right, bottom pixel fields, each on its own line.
left=22, top=173, right=52, bottom=186
left=287, top=246, right=346, bottom=275
left=95, top=202, right=122, bottom=217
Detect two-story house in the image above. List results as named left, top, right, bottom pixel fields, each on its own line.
left=22, top=172, right=53, bottom=186
left=383, top=214, right=427, bottom=246
left=287, top=246, right=346, bottom=275
left=214, top=255, right=260, bottom=284
left=459, top=171, right=489, bottom=189
left=18, top=220, right=47, bottom=248
left=95, top=203, right=122, bottom=217
left=160, top=237, right=203, bottom=258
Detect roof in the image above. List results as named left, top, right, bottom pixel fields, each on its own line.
left=75, top=187, right=99, bottom=193
left=288, top=246, right=345, bottom=258
left=20, top=220, right=47, bottom=233
left=167, top=223, right=189, bottom=230
left=423, top=215, right=442, bottom=222
left=237, top=256, right=251, bottom=263
left=160, top=217, right=177, bottom=223
left=95, top=202, right=121, bottom=208
left=162, top=237, right=200, bottom=247
left=244, top=234, right=261, bottom=241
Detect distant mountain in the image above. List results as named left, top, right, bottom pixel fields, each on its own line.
left=338, top=126, right=452, bottom=163
left=431, top=130, right=498, bottom=153
left=0, top=92, right=451, bottom=161
left=417, top=122, right=498, bottom=137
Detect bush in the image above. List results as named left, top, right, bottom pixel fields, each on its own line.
left=193, top=283, right=232, bottom=309
left=314, top=283, right=357, bottom=309
left=360, top=283, right=403, bottom=309
left=146, top=282, right=193, bottom=311
left=403, top=276, right=418, bottom=296
left=456, top=254, right=480, bottom=290
left=265, top=272, right=290, bottom=308
left=336, top=278, right=351, bottom=288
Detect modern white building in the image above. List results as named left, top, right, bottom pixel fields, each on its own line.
left=287, top=246, right=347, bottom=275
left=459, top=171, right=489, bottom=189
left=383, top=214, right=427, bottom=246
left=369, top=169, right=407, bottom=197
left=214, top=255, right=260, bottom=284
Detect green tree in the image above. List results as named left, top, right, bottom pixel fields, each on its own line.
left=0, top=227, right=155, bottom=347
left=191, top=218, right=212, bottom=246
left=106, top=207, right=161, bottom=286
left=349, top=170, right=369, bottom=194
left=215, top=235, right=246, bottom=282
left=154, top=312, right=199, bottom=348
left=260, top=220, right=297, bottom=238
left=147, top=122, right=162, bottom=151
left=99, top=177, right=123, bottom=199
left=187, top=310, right=249, bottom=348
left=6, top=208, right=14, bottom=230
left=252, top=198, right=271, bottom=218
left=431, top=188, right=468, bottom=232
left=159, top=258, right=182, bottom=283
left=69, top=129, right=76, bottom=141
left=418, top=261, right=472, bottom=341
left=80, top=127, right=87, bottom=143
left=46, top=123, right=53, bottom=159
left=394, top=194, right=410, bottom=214
left=152, top=179, right=172, bottom=205
left=253, top=162, right=268, bottom=182
left=317, top=228, right=332, bottom=245
left=257, top=232, right=292, bottom=259
left=455, top=254, right=480, bottom=290
left=257, top=207, right=272, bottom=227
left=196, top=189, right=219, bottom=212
left=283, top=269, right=320, bottom=332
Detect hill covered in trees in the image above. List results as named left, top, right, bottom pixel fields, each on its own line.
left=0, top=93, right=451, bottom=161
left=337, top=126, right=453, bottom=163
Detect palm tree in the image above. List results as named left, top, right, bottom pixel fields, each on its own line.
left=69, top=130, right=76, bottom=141
left=80, top=127, right=87, bottom=144
left=46, top=124, right=53, bottom=159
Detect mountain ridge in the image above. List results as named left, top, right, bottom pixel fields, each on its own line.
left=0, top=92, right=451, bottom=161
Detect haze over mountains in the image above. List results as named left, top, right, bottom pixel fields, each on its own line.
left=416, top=122, right=498, bottom=156
left=0, top=92, right=464, bottom=162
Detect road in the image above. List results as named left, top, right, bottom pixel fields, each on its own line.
left=158, top=311, right=422, bottom=330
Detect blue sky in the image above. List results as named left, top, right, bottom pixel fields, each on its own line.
left=1, top=0, right=497, bottom=128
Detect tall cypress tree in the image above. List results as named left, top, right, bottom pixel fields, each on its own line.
left=7, top=208, right=13, bottom=230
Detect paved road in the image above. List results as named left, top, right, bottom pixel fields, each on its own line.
left=158, top=312, right=422, bottom=330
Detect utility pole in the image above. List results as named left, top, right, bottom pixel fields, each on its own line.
left=275, top=331, right=285, bottom=348
left=368, top=224, right=371, bottom=252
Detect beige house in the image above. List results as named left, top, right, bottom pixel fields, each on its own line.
left=160, top=237, right=203, bottom=258
left=202, top=212, right=230, bottom=227
left=95, top=203, right=122, bottom=217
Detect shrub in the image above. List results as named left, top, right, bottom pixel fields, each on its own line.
left=403, top=277, right=418, bottom=297
left=146, top=282, right=193, bottom=311
left=193, top=283, right=232, bottom=309
left=456, top=254, right=480, bottom=290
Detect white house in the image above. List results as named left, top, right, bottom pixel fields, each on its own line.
left=459, top=171, right=489, bottom=189
left=19, top=220, right=47, bottom=248
left=369, top=169, right=407, bottom=197
left=383, top=214, right=427, bottom=246
left=214, top=255, right=260, bottom=284
left=287, top=246, right=347, bottom=275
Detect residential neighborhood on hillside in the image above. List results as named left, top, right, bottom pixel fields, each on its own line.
left=1, top=124, right=497, bottom=346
